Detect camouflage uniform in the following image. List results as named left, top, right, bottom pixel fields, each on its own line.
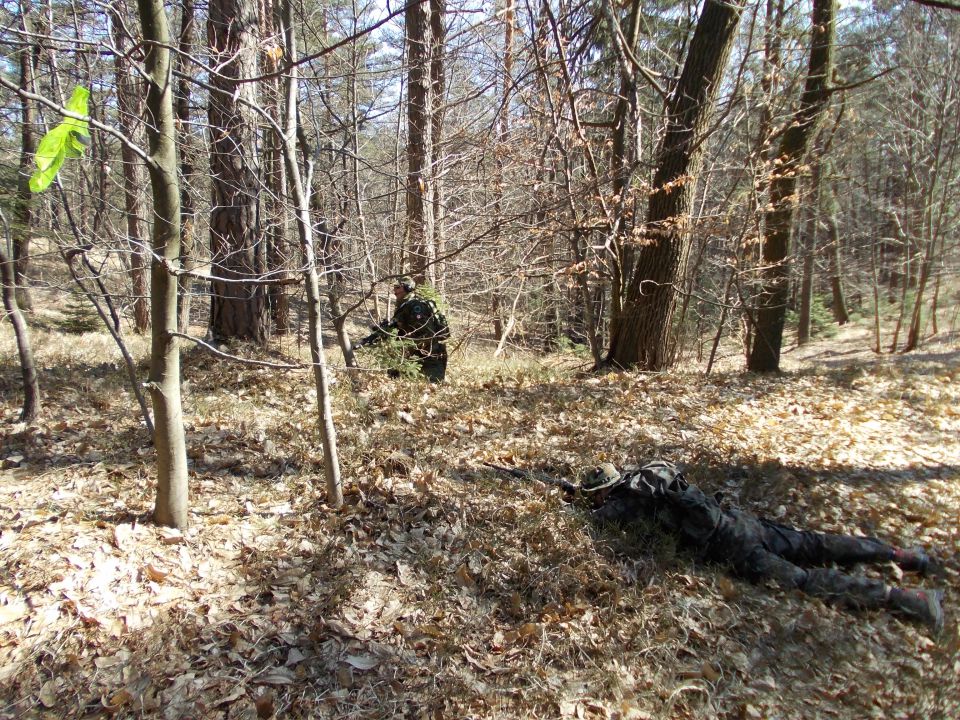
left=361, top=293, right=448, bottom=382
left=589, top=461, right=942, bottom=629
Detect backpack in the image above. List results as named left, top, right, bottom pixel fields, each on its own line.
left=422, top=297, right=451, bottom=341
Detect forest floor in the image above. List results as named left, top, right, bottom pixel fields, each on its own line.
left=1, top=308, right=959, bottom=719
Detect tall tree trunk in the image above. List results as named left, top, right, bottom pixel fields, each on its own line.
left=824, top=181, right=849, bottom=325
left=261, top=0, right=290, bottom=335
left=0, top=228, right=40, bottom=422
left=490, top=0, right=513, bottom=345
left=112, top=0, right=150, bottom=333
left=748, top=0, right=836, bottom=371
left=406, top=0, right=435, bottom=283
left=796, top=228, right=815, bottom=346
left=604, top=0, right=643, bottom=339
left=208, top=0, right=267, bottom=343
left=137, top=0, right=190, bottom=529
left=429, top=0, right=446, bottom=291
left=278, top=0, right=343, bottom=508
left=607, top=0, right=744, bottom=369
left=176, top=0, right=197, bottom=334
left=14, top=2, right=38, bottom=312
left=797, top=159, right=822, bottom=346
left=902, top=253, right=933, bottom=353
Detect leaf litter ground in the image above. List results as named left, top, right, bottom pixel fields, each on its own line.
left=1, top=326, right=959, bottom=719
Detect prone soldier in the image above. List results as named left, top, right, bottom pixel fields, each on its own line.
left=494, top=459, right=944, bottom=631
left=581, top=460, right=944, bottom=631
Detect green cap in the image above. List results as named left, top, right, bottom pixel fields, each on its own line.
left=396, top=276, right=416, bottom=292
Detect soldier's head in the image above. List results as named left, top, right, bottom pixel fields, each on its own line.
left=580, top=463, right=622, bottom=504
left=394, top=276, right=416, bottom=299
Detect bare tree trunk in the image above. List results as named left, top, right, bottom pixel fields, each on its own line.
left=278, top=0, right=342, bottom=507
left=429, top=0, right=446, bottom=291
left=316, top=222, right=357, bottom=369
left=14, top=3, right=37, bottom=312
left=0, top=213, right=40, bottom=422
left=489, top=0, right=513, bottom=346
left=112, top=0, right=150, bottom=333
left=797, top=163, right=821, bottom=346
left=137, top=0, right=190, bottom=529
left=870, top=237, right=882, bottom=353
left=406, top=0, right=435, bottom=283
left=902, top=245, right=935, bottom=352
left=887, top=211, right=910, bottom=352
left=349, top=0, right=378, bottom=322
left=927, top=232, right=946, bottom=336
left=494, top=277, right=526, bottom=357
left=824, top=182, right=849, bottom=325
left=176, top=0, right=197, bottom=334
left=706, top=267, right=736, bottom=377
left=797, top=229, right=815, bottom=346
left=604, top=0, right=643, bottom=337
left=569, top=227, right=604, bottom=367
left=208, top=0, right=267, bottom=343
left=261, top=0, right=290, bottom=335
left=748, top=0, right=835, bottom=371
left=608, top=0, right=744, bottom=369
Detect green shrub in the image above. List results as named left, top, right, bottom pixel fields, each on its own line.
left=788, top=294, right=839, bottom=339
left=60, top=293, right=100, bottom=334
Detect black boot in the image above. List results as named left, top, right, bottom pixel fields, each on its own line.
left=888, top=588, right=944, bottom=633
left=892, top=547, right=931, bottom=575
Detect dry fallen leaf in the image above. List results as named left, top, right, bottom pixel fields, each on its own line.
left=145, top=563, right=169, bottom=582
left=256, top=667, right=296, bottom=685
left=254, top=690, right=275, bottom=719
left=0, top=601, right=28, bottom=626
left=38, top=679, right=58, bottom=708
left=344, top=654, right=379, bottom=671
left=455, top=564, right=476, bottom=589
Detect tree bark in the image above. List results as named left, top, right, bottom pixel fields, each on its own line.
left=0, top=228, right=40, bottom=422
left=14, top=2, right=38, bottom=312
left=176, top=0, right=197, bottom=334
left=429, top=0, right=446, bottom=291
left=406, top=0, right=435, bottom=283
left=604, top=0, right=643, bottom=336
left=748, top=0, right=836, bottom=371
left=824, top=181, right=849, bottom=325
left=607, top=0, right=744, bottom=369
left=112, top=0, right=150, bottom=333
left=261, top=0, right=291, bottom=335
left=138, top=0, right=190, bottom=529
left=278, top=0, right=343, bottom=508
left=208, top=0, right=267, bottom=343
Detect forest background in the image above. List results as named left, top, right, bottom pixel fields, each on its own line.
left=1, top=0, right=959, bottom=717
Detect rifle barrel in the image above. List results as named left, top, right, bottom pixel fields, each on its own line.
left=482, top=462, right=579, bottom=493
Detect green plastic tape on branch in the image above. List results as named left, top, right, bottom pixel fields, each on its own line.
left=30, top=86, right=91, bottom=193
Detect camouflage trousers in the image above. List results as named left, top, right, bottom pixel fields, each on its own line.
left=708, top=509, right=894, bottom=609
left=387, top=348, right=447, bottom=383
left=418, top=350, right=447, bottom=383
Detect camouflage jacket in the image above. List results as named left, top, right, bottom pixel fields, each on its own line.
left=591, top=462, right=723, bottom=548
left=386, top=295, right=447, bottom=355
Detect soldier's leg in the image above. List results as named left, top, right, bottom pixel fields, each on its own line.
left=732, top=545, right=809, bottom=589
left=759, top=520, right=930, bottom=571
left=805, top=568, right=944, bottom=631
left=419, top=354, right=447, bottom=383
left=737, top=547, right=943, bottom=631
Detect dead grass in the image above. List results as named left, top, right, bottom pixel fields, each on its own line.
left=1, top=312, right=959, bottom=719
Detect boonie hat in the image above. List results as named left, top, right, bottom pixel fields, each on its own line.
left=581, top=463, right=622, bottom=494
